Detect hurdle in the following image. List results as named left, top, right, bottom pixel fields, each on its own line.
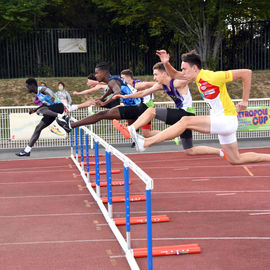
left=69, top=118, right=200, bottom=270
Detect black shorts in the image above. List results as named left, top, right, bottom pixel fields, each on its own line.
left=166, top=108, right=195, bottom=139
left=42, top=103, right=64, bottom=125
left=118, top=103, right=150, bottom=123
left=102, top=99, right=120, bottom=109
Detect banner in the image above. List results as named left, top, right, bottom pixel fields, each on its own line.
left=10, top=113, right=67, bottom=140
left=237, top=106, right=270, bottom=132
left=58, top=38, right=87, bottom=53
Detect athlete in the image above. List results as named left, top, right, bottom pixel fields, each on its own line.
left=113, top=62, right=221, bottom=156
left=16, top=78, right=65, bottom=157
left=129, top=49, right=270, bottom=165
left=56, top=62, right=152, bottom=134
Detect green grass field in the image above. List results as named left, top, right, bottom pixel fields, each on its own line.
left=0, top=70, right=269, bottom=106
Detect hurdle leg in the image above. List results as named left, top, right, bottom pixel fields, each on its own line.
left=106, top=148, right=113, bottom=218
left=80, top=128, right=84, bottom=172
left=94, top=141, right=101, bottom=198
left=85, top=134, right=90, bottom=182
left=146, top=189, right=153, bottom=270
left=124, top=163, right=131, bottom=249
left=75, top=127, right=79, bottom=162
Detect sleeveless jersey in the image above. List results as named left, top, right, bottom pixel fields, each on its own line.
left=163, top=79, right=192, bottom=109
left=109, top=75, right=141, bottom=106
left=36, top=86, right=61, bottom=106
left=132, top=78, right=154, bottom=107
left=196, top=69, right=236, bottom=116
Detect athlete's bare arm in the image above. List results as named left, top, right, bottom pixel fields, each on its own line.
left=73, top=84, right=107, bottom=96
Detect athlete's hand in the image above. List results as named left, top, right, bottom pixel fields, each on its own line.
left=112, top=94, right=124, bottom=100
left=73, top=91, right=79, bottom=95
left=156, top=50, right=170, bottom=63
left=95, top=100, right=105, bottom=107
left=236, top=100, right=248, bottom=111
left=29, top=109, right=35, bottom=114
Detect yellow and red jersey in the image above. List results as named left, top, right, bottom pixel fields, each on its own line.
left=196, top=69, right=236, bottom=116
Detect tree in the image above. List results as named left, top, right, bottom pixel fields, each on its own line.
left=92, top=0, right=270, bottom=68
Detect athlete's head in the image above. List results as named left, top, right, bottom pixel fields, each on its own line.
left=181, top=50, right=202, bottom=81
left=152, top=62, right=168, bottom=84
left=120, top=69, right=134, bottom=85
left=95, top=62, right=110, bottom=82
left=26, top=78, right=38, bottom=93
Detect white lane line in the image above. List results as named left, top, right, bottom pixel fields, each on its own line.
left=151, top=175, right=270, bottom=180
left=192, top=178, right=210, bottom=182
left=0, top=212, right=100, bottom=219
left=216, top=193, right=236, bottom=196
left=152, top=190, right=270, bottom=194
left=0, top=239, right=117, bottom=246
left=0, top=164, right=75, bottom=172
left=249, top=212, right=270, bottom=216
left=0, top=194, right=90, bottom=199
left=0, top=180, right=78, bottom=185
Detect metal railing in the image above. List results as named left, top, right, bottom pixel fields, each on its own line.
left=1, top=99, right=270, bottom=150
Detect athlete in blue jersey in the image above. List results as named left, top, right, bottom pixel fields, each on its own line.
left=57, top=62, right=152, bottom=133
left=16, top=78, right=66, bottom=157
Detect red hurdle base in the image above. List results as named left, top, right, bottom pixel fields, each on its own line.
left=75, top=154, right=103, bottom=158
left=81, top=161, right=106, bottom=166
left=101, top=194, right=146, bottom=203
left=91, top=181, right=130, bottom=187
left=114, top=215, right=170, bottom=225
left=84, top=169, right=121, bottom=176
left=133, top=243, right=201, bottom=258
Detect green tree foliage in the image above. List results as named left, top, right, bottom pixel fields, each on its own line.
left=93, top=0, right=270, bottom=68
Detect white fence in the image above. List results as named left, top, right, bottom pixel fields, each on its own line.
left=1, top=99, right=270, bottom=149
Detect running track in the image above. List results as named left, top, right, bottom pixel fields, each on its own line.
left=1, top=148, right=270, bottom=270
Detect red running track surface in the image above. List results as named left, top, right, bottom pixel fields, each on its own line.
left=1, top=148, right=270, bottom=269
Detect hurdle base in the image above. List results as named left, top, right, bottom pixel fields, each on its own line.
left=84, top=169, right=121, bottom=176
left=101, top=194, right=146, bottom=203
left=81, top=161, right=106, bottom=166
left=91, top=181, right=131, bottom=187
left=114, top=215, right=170, bottom=225
left=133, top=243, right=201, bottom=258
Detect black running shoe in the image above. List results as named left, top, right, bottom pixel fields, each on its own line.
left=56, top=115, right=71, bottom=133
left=16, top=151, right=30, bottom=157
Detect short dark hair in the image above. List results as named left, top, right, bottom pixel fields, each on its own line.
left=26, top=78, right=37, bottom=86
left=181, top=50, right=202, bottom=69
left=88, top=73, right=96, bottom=80
left=95, top=62, right=110, bottom=71
left=153, top=62, right=166, bottom=72
left=121, top=69, right=134, bottom=78
left=58, top=81, right=65, bottom=87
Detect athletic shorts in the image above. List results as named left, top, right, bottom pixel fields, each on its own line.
left=210, top=115, right=238, bottom=144
left=118, top=103, right=151, bottom=125
left=102, top=99, right=120, bottom=109
left=156, top=107, right=194, bottom=140
left=42, top=103, right=64, bottom=125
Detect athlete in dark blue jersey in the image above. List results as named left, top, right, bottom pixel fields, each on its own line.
left=57, top=62, right=151, bottom=133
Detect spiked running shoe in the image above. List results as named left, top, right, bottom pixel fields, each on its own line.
left=16, top=151, right=30, bottom=157
left=134, top=134, right=146, bottom=152
left=113, top=119, right=131, bottom=139
left=56, top=115, right=71, bottom=133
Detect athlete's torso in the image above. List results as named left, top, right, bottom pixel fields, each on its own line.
left=36, top=87, right=61, bottom=106
left=196, top=69, right=236, bottom=116
left=109, top=75, right=141, bottom=106
left=162, top=79, right=192, bottom=109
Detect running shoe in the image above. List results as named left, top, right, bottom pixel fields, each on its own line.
left=220, top=149, right=227, bottom=160
left=134, top=134, right=146, bottom=152
left=113, top=119, right=130, bottom=139
left=16, top=150, right=30, bottom=157
left=56, top=115, right=71, bottom=133
left=172, top=137, right=179, bottom=145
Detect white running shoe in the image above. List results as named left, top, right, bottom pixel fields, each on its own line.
left=135, top=134, right=146, bottom=152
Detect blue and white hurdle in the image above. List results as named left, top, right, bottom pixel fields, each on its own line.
left=69, top=118, right=200, bottom=270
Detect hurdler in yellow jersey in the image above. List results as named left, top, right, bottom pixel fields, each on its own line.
left=196, top=69, right=236, bottom=116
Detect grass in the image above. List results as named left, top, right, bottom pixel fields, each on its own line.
left=0, top=70, right=269, bottom=106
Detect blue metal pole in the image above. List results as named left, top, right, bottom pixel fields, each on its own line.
left=75, top=127, right=79, bottom=162
left=146, top=189, right=153, bottom=270
left=106, top=150, right=113, bottom=218
left=124, top=164, right=131, bottom=249
left=80, top=128, right=84, bottom=171
left=85, top=134, right=90, bottom=182
left=70, top=121, right=73, bottom=156
left=94, top=141, right=100, bottom=197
